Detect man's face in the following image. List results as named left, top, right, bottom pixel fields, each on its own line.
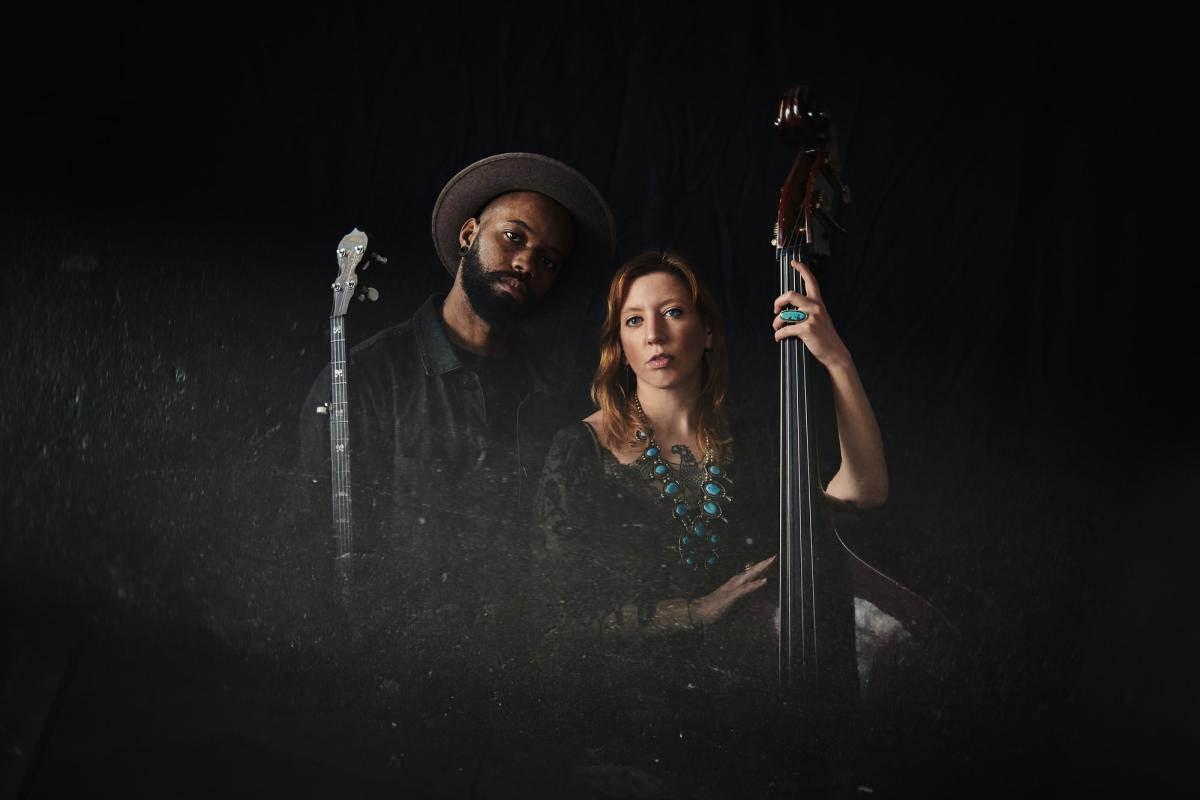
left=457, top=191, right=575, bottom=325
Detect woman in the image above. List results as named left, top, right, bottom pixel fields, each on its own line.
left=532, top=249, right=888, bottom=795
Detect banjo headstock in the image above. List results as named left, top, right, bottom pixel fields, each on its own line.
left=331, top=228, right=370, bottom=317
left=773, top=86, right=851, bottom=269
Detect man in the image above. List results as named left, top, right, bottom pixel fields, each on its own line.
left=283, top=153, right=614, bottom=791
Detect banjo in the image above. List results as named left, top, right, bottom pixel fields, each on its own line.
left=318, top=228, right=384, bottom=605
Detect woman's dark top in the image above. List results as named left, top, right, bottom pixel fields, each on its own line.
left=531, top=421, right=785, bottom=797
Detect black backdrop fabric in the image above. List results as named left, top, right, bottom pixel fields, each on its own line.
left=2, top=2, right=1193, bottom=797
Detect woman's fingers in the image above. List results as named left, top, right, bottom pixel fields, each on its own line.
left=736, top=554, right=777, bottom=580
left=772, top=297, right=820, bottom=328
left=719, top=561, right=770, bottom=595
left=736, top=576, right=769, bottom=599
left=748, top=554, right=777, bottom=574
left=774, top=320, right=816, bottom=342
left=790, top=259, right=823, bottom=303
left=699, top=556, right=777, bottom=623
left=773, top=291, right=819, bottom=315
left=774, top=263, right=826, bottom=341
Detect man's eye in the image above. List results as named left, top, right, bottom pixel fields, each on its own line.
left=624, top=315, right=643, bottom=327
left=542, top=257, right=558, bottom=271
left=664, top=307, right=683, bottom=318
left=504, top=230, right=523, bottom=243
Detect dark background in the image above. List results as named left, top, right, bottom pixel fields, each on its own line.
left=2, top=2, right=1193, bottom=797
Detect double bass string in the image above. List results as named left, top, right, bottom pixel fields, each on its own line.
left=779, top=234, right=821, bottom=703
left=779, top=242, right=791, bottom=690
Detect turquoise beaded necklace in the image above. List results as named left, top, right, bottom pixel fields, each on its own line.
left=631, top=393, right=732, bottom=570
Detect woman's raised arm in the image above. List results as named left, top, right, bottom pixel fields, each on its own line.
left=773, top=258, right=889, bottom=509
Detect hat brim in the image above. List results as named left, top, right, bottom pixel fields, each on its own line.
left=431, top=153, right=615, bottom=300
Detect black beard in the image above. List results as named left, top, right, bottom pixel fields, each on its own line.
left=459, top=241, right=529, bottom=327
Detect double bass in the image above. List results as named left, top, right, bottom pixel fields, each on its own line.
left=774, top=85, right=860, bottom=725
left=709, top=87, right=957, bottom=784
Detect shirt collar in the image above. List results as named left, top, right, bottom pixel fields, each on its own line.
left=414, top=294, right=462, bottom=376
left=413, top=294, right=547, bottom=393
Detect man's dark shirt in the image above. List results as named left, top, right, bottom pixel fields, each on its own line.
left=288, top=293, right=577, bottom=713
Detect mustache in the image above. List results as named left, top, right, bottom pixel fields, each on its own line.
left=486, top=270, right=528, bottom=286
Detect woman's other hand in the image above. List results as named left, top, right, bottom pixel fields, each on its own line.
left=690, top=555, right=777, bottom=626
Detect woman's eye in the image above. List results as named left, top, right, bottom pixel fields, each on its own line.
left=624, top=315, right=643, bottom=327
left=664, top=307, right=683, bottom=318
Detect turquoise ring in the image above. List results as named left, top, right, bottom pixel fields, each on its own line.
left=780, top=309, right=809, bottom=322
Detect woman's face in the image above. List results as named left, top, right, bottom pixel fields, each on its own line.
left=619, top=270, right=712, bottom=394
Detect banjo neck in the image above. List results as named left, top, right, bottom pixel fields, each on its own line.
left=329, top=307, right=353, bottom=601
left=323, top=228, right=378, bottom=604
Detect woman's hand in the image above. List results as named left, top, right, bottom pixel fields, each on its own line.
left=772, top=259, right=851, bottom=370
left=690, top=555, right=776, bottom=626
left=773, top=259, right=889, bottom=508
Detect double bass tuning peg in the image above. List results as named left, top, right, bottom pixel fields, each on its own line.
left=356, top=287, right=380, bottom=302
left=813, top=191, right=848, bottom=236
left=820, top=157, right=851, bottom=205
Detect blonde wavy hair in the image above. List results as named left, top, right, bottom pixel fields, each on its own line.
left=591, top=250, right=731, bottom=457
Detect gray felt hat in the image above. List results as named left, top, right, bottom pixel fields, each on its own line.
left=431, top=153, right=615, bottom=290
